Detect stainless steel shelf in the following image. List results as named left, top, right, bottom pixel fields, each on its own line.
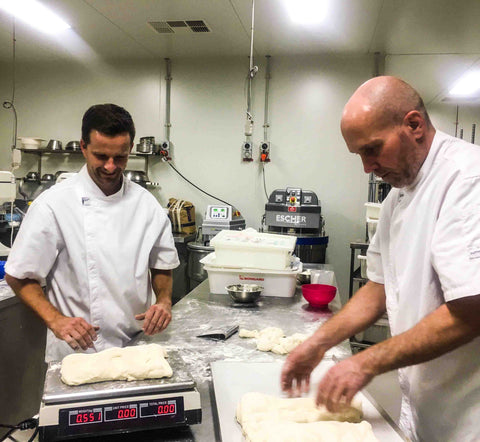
left=19, top=148, right=155, bottom=175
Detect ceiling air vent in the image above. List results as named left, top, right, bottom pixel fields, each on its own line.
left=148, top=20, right=211, bottom=34
left=167, top=21, right=188, bottom=29
left=148, top=21, right=174, bottom=34
left=185, top=20, right=210, bottom=33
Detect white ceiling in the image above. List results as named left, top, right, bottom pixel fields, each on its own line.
left=1, top=0, right=480, bottom=103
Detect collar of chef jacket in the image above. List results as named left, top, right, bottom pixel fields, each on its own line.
left=78, top=164, right=126, bottom=204
left=403, top=130, right=447, bottom=195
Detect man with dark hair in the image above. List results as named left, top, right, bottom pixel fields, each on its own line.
left=6, top=104, right=179, bottom=361
left=281, top=77, right=480, bottom=441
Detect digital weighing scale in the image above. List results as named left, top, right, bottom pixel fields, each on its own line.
left=38, top=352, right=202, bottom=441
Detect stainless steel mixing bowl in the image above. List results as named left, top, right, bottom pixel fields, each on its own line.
left=297, top=270, right=311, bottom=285
left=226, top=284, right=264, bottom=303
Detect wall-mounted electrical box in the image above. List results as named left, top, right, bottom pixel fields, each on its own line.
left=158, top=141, right=172, bottom=161
left=260, top=141, right=270, bottom=162
left=242, top=141, right=254, bottom=162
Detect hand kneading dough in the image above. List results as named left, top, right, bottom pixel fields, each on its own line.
left=61, top=343, right=172, bottom=386
left=236, top=393, right=377, bottom=442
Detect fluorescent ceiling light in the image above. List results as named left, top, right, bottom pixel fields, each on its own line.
left=284, top=0, right=328, bottom=24
left=0, top=0, right=70, bottom=34
left=449, top=71, right=480, bottom=96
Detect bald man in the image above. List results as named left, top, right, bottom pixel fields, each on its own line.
left=281, top=76, right=480, bottom=442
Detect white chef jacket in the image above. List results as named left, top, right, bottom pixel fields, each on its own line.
left=367, top=131, right=480, bottom=442
left=6, top=166, right=179, bottom=362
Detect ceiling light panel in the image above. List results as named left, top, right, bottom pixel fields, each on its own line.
left=449, top=71, right=480, bottom=96
left=283, top=0, right=329, bottom=24
left=0, top=0, right=70, bottom=34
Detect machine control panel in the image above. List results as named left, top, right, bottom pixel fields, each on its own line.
left=287, top=188, right=302, bottom=206
left=268, top=188, right=319, bottom=207
left=264, top=188, right=323, bottom=232
left=303, top=195, right=312, bottom=204
left=205, top=205, right=232, bottom=221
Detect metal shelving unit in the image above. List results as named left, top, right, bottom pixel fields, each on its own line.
left=348, top=241, right=391, bottom=352
left=19, top=148, right=155, bottom=176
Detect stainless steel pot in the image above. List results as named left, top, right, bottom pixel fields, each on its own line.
left=186, top=242, right=214, bottom=290
left=25, top=171, right=40, bottom=182
left=65, top=140, right=81, bottom=151
left=124, top=170, right=149, bottom=188
left=55, top=170, right=68, bottom=180
left=46, top=139, right=62, bottom=151
left=137, top=136, right=155, bottom=154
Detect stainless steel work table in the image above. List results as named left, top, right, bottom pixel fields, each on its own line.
left=8, top=274, right=402, bottom=441
left=134, top=278, right=351, bottom=441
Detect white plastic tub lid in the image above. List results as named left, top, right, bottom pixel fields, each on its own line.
left=210, top=228, right=297, bottom=250
left=200, top=252, right=301, bottom=273
left=364, top=202, right=382, bottom=209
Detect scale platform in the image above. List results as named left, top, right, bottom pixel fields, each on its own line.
left=38, top=351, right=202, bottom=441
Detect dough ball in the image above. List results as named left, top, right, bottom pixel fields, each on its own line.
left=239, top=328, right=260, bottom=338
left=240, top=327, right=308, bottom=355
left=271, top=334, right=309, bottom=355
left=256, top=327, right=285, bottom=352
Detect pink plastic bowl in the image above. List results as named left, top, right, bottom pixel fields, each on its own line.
left=301, top=284, right=337, bottom=308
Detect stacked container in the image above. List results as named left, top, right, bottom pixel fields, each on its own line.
left=202, top=228, right=300, bottom=297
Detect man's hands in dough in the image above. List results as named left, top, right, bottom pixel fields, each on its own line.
left=281, top=337, right=326, bottom=397
left=50, top=316, right=99, bottom=351
left=135, top=301, right=172, bottom=335
left=316, top=357, right=373, bottom=412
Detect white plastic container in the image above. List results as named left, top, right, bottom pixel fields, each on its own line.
left=209, top=228, right=297, bottom=271
left=17, top=137, right=45, bottom=150
left=364, top=202, right=382, bottom=220
left=366, top=217, right=379, bottom=242
left=200, top=253, right=300, bottom=297
left=358, top=254, right=367, bottom=278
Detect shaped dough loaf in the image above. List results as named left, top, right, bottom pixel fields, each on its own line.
left=237, top=392, right=363, bottom=425
left=61, top=343, right=172, bottom=386
left=236, top=392, right=377, bottom=442
left=241, top=419, right=378, bottom=442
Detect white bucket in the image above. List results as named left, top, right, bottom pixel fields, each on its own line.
left=365, top=202, right=382, bottom=220
left=358, top=255, right=367, bottom=278
left=201, top=253, right=301, bottom=297
left=367, top=217, right=379, bottom=242
left=209, top=228, right=297, bottom=271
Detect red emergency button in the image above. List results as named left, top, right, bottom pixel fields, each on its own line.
left=289, top=196, right=296, bottom=204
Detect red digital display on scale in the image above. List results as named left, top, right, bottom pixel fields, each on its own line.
left=69, top=410, right=102, bottom=426
left=105, top=406, right=138, bottom=421
left=60, top=397, right=184, bottom=437
left=140, top=402, right=176, bottom=418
